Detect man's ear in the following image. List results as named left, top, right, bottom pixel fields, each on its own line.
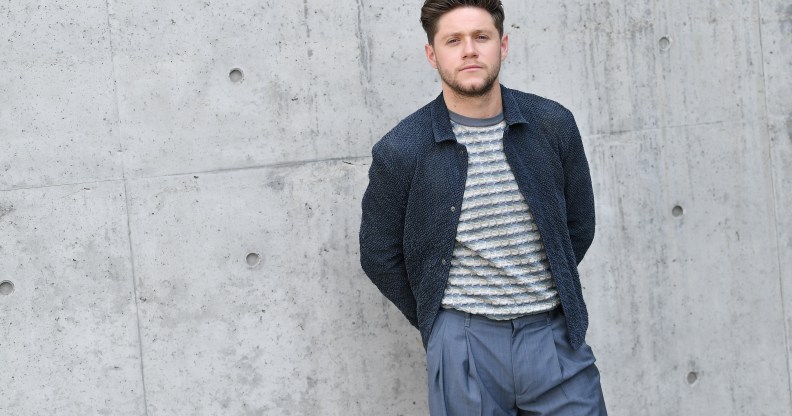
left=425, top=43, right=438, bottom=69
left=500, top=34, right=509, bottom=61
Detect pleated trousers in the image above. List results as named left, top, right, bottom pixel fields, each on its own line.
left=426, top=308, right=607, bottom=416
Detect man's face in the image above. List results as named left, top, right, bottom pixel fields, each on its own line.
left=425, top=7, right=508, bottom=98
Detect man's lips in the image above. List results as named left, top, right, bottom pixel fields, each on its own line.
left=460, top=65, right=483, bottom=72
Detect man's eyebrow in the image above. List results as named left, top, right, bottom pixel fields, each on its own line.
left=440, top=31, right=463, bottom=38
left=439, top=29, right=496, bottom=38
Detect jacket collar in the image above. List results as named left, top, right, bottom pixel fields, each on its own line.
left=430, top=85, right=528, bottom=143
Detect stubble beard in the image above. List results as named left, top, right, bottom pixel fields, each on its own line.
left=437, top=58, right=501, bottom=99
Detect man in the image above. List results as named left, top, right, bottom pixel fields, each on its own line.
left=359, top=1, right=607, bottom=414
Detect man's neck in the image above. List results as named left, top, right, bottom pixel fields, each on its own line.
left=441, top=82, right=503, bottom=119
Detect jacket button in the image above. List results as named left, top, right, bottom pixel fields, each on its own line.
left=441, top=259, right=447, bottom=265
left=450, top=206, right=456, bottom=212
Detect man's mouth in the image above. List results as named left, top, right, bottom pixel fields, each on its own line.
left=460, top=64, right=482, bottom=72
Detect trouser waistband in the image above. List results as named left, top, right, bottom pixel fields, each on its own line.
left=440, top=306, right=562, bottom=328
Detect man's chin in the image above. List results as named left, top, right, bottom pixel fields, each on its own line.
left=452, top=81, right=495, bottom=98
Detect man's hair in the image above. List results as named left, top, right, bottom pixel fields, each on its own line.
left=420, top=0, right=504, bottom=44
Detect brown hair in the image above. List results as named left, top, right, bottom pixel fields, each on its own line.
left=420, top=0, right=504, bottom=44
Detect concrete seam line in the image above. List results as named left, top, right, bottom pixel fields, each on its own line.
left=103, top=0, right=150, bottom=411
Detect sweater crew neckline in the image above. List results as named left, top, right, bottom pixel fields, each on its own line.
left=448, top=110, right=505, bottom=127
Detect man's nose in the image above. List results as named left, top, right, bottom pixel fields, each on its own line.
left=462, top=39, right=478, bottom=58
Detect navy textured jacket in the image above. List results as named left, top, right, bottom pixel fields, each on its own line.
left=359, top=86, right=595, bottom=350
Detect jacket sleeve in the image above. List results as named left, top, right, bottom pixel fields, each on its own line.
left=359, top=140, right=418, bottom=328
left=560, top=110, right=595, bottom=265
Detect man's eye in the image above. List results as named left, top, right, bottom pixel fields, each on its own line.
left=447, top=39, right=459, bottom=44
left=477, top=35, right=489, bottom=40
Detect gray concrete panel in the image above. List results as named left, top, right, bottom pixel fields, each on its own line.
left=581, top=119, right=789, bottom=415
left=0, top=181, right=144, bottom=415
left=502, top=1, right=661, bottom=136
left=761, top=1, right=792, bottom=110
left=125, top=160, right=427, bottom=415
left=654, top=2, right=766, bottom=127
left=502, top=1, right=765, bottom=136
left=581, top=129, right=669, bottom=412
left=761, top=0, right=792, bottom=404
left=109, top=1, right=436, bottom=179
left=356, top=2, right=443, bottom=128
left=770, top=113, right=792, bottom=406
left=0, top=1, right=123, bottom=191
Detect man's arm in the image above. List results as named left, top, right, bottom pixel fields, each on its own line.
left=560, top=110, right=595, bottom=265
left=359, top=140, right=418, bottom=328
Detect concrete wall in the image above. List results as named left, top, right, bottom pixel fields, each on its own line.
left=0, top=0, right=789, bottom=414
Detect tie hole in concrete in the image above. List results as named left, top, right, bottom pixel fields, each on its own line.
left=0, top=280, right=14, bottom=296
left=246, top=252, right=261, bottom=268
left=659, top=36, right=672, bottom=51
left=672, top=205, right=684, bottom=217
left=229, top=68, right=245, bottom=83
left=686, top=371, right=699, bottom=385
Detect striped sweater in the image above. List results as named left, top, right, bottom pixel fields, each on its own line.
left=441, top=112, right=560, bottom=319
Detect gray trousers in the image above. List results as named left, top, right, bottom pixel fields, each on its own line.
left=427, top=308, right=608, bottom=416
